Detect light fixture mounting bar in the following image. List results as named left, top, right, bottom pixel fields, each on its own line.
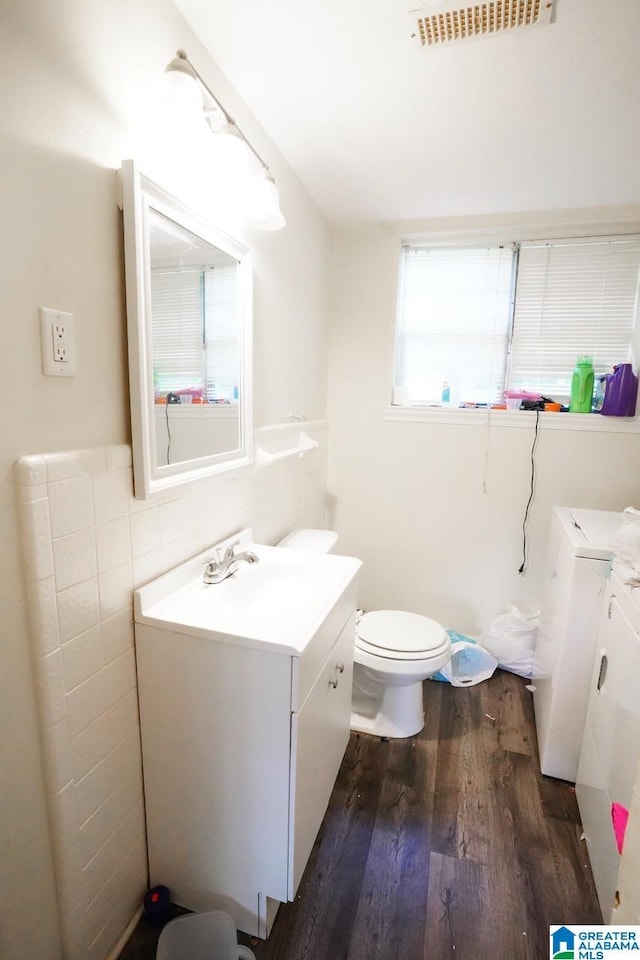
left=169, top=49, right=271, bottom=174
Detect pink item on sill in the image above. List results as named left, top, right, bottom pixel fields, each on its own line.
left=176, top=387, right=203, bottom=399
left=611, top=802, right=629, bottom=854
left=503, top=390, right=543, bottom=401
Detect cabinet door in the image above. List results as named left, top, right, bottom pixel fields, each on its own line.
left=577, top=585, right=640, bottom=915
left=288, top=614, right=355, bottom=898
left=586, top=592, right=640, bottom=807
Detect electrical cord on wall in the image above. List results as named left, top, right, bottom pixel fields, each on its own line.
left=165, top=402, right=172, bottom=465
left=481, top=407, right=492, bottom=494
left=518, top=408, right=540, bottom=575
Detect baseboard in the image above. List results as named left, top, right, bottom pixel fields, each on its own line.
left=104, top=905, right=144, bottom=960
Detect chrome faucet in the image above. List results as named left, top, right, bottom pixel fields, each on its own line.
left=202, top=539, right=259, bottom=584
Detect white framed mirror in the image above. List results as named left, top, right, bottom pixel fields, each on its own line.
left=119, top=159, right=253, bottom=499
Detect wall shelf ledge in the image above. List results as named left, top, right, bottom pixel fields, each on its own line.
left=254, top=431, right=319, bottom=466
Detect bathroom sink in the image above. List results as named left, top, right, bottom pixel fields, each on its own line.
left=222, top=562, right=320, bottom=614
left=134, top=528, right=362, bottom=655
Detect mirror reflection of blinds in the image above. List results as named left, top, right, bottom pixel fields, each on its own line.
left=204, top=267, right=238, bottom=402
left=151, top=269, right=203, bottom=394
left=397, top=245, right=514, bottom=405
left=509, top=237, right=640, bottom=397
left=150, top=266, right=239, bottom=400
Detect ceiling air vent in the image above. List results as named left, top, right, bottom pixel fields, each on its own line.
left=410, top=0, right=554, bottom=46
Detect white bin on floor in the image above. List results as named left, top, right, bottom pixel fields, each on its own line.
left=156, top=911, right=256, bottom=960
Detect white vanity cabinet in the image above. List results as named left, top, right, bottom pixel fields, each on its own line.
left=289, top=612, right=355, bottom=895
left=134, top=538, right=360, bottom=939
left=576, top=563, right=640, bottom=917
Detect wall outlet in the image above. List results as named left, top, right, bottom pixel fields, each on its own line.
left=40, top=308, right=75, bottom=376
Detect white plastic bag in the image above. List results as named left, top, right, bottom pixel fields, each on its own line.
left=480, top=605, right=540, bottom=678
left=437, top=640, right=498, bottom=687
left=612, top=506, right=640, bottom=574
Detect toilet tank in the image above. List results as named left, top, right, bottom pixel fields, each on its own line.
left=277, top=528, right=338, bottom=554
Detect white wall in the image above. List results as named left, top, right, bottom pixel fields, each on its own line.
left=327, top=221, right=640, bottom=635
left=0, top=3, right=329, bottom=958
left=154, top=406, right=240, bottom=465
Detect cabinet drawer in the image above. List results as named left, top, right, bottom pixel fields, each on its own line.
left=288, top=614, right=355, bottom=898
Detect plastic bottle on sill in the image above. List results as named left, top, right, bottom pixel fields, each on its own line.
left=593, top=376, right=605, bottom=412
left=441, top=373, right=460, bottom=408
left=569, top=356, right=595, bottom=413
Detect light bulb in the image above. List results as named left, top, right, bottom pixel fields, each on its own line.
left=248, top=171, right=286, bottom=230
left=160, top=69, right=203, bottom=124
left=211, top=123, right=250, bottom=175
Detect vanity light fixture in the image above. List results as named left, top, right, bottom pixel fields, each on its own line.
left=164, top=49, right=286, bottom=231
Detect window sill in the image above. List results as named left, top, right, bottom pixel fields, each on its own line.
left=155, top=403, right=238, bottom=418
left=384, top=405, right=640, bottom=433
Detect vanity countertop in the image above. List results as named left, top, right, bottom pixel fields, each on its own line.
left=134, top=530, right=362, bottom=656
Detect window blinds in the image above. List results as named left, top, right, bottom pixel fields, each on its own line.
left=150, top=269, right=203, bottom=394
left=150, top=266, right=238, bottom=401
left=396, top=245, right=514, bottom=405
left=204, top=266, right=239, bottom=402
left=509, top=237, right=640, bottom=398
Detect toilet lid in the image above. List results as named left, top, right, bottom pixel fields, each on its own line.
left=356, top=610, right=448, bottom=660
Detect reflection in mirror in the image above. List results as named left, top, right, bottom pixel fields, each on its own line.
left=119, top=160, right=253, bottom=499
left=149, top=210, right=240, bottom=467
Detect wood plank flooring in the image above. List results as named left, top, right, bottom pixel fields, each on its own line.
left=119, top=670, right=601, bottom=960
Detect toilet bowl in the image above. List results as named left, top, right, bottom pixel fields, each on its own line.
left=277, top=529, right=451, bottom=739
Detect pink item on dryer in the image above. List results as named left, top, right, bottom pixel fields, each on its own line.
left=611, top=802, right=630, bottom=854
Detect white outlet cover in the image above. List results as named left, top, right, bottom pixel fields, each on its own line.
left=40, top=307, right=75, bottom=376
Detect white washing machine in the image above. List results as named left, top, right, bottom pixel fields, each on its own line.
left=533, top=506, right=623, bottom=782
left=576, top=562, right=640, bottom=916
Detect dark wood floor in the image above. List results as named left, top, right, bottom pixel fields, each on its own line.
left=119, top=670, right=601, bottom=960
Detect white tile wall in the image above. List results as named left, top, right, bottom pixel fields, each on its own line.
left=15, top=424, right=328, bottom=960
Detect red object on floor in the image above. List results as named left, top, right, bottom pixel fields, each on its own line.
left=143, top=884, right=171, bottom=924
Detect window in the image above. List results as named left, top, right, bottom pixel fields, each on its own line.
left=395, top=236, right=640, bottom=408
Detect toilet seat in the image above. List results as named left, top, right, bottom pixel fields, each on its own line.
left=356, top=610, right=449, bottom=662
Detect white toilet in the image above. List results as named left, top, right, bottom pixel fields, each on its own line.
left=277, top=529, right=451, bottom=739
